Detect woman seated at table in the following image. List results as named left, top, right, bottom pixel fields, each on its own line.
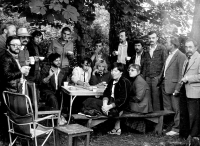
left=82, top=62, right=130, bottom=135
left=89, top=60, right=112, bottom=86
left=71, top=57, right=92, bottom=87
left=125, top=64, right=153, bottom=133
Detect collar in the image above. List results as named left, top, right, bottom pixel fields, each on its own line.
left=7, top=50, right=18, bottom=59
left=150, top=44, right=157, bottom=50
left=119, top=41, right=128, bottom=46
left=169, top=49, right=178, bottom=55
left=136, top=51, right=143, bottom=56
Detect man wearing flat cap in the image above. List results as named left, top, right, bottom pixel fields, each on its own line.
left=17, top=27, right=31, bottom=67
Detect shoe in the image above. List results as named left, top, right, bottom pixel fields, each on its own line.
left=166, top=130, right=179, bottom=136
left=108, top=128, right=121, bottom=135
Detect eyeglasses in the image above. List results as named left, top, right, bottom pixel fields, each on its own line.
left=10, top=44, right=21, bottom=48
left=128, top=69, right=137, bottom=72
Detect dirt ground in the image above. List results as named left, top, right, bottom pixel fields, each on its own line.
left=0, top=121, right=189, bottom=146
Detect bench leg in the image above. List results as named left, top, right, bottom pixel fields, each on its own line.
left=68, top=136, right=73, bottom=146
left=154, top=116, right=163, bottom=135
left=55, top=130, right=60, bottom=146
left=85, top=133, right=90, bottom=146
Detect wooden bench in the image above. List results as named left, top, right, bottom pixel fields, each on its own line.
left=55, top=124, right=93, bottom=146
left=72, top=110, right=174, bottom=135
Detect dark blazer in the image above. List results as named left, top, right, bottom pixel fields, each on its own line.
left=89, top=72, right=112, bottom=85
left=158, top=49, right=186, bottom=94
left=26, top=41, right=41, bottom=82
left=128, top=75, right=153, bottom=113
left=0, top=50, right=22, bottom=92
left=142, top=44, right=167, bottom=78
left=103, top=76, right=131, bottom=111
left=40, top=65, right=68, bottom=94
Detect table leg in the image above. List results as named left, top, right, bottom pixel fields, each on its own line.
left=85, top=133, right=90, bottom=146
left=67, top=95, right=77, bottom=124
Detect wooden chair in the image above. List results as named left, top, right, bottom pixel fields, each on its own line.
left=3, top=91, right=55, bottom=146
left=25, top=81, right=61, bottom=125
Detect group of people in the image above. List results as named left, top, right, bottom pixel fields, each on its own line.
left=0, top=23, right=199, bottom=141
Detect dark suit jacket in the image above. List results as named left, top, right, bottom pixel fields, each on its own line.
left=40, top=65, right=67, bottom=95
left=89, top=72, right=112, bottom=85
left=103, top=76, right=131, bottom=111
left=0, top=50, right=22, bottom=92
left=159, top=49, right=186, bottom=94
left=142, top=44, right=167, bottom=78
left=128, top=75, right=153, bottom=113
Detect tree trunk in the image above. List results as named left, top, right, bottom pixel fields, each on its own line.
left=191, top=0, right=200, bottom=47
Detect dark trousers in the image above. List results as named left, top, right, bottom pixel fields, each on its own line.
left=162, top=82, right=180, bottom=132
left=146, top=76, right=162, bottom=111
left=187, top=98, right=200, bottom=137
left=179, top=85, right=200, bottom=138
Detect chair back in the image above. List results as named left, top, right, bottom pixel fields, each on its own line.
left=3, top=91, right=34, bottom=136
left=24, top=81, right=39, bottom=119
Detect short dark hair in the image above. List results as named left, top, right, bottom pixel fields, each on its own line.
left=81, top=57, right=92, bottom=66
left=111, top=62, right=124, bottom=72
left=134, top=39, right=143, bottom=46
left=128, top=64, right=141, bottom=73
left=170, top=37, right=180, bottom=48
left=148, top=31, right=158, bottom=36
left=95, top=39, right=102, bottom=45
left=48, top=53, right=61, bottom=63
left=31, top=30, right=43, bottom=39
left=6, top=35, right=20, bottom=48
left=185, top=38, right=198, bottom=47
left=118, top=29, right=126, bottom=35
left=61, top=27, right=71, bottom=34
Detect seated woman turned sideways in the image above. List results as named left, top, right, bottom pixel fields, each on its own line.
left=71, top=57, right=92, bottom=87
left=125, top=64, right=153, bottom=133
left=82, top=62, right=131, bottom=135
left=89, top=60, right=112, bottom=86
left=127, top=64, right=153, bottom=113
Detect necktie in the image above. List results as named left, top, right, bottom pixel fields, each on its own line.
left=183, top=57, right=190, bottom=76
left=84, top=72, right=85, bottom=82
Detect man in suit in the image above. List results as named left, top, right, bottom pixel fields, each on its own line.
left=40, top=53, right=68, bottom=110
left=158, top=36, right=186, bottom=136
left=180, top=38, right=200, bottom=139
left=142, top=31, right=167, bottom=111
left=112, top=29, right=135, bottom=65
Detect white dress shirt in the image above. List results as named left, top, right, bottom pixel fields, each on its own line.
left=135, top=51, right=143, bottom=66
left=71, top=66, right=91, bottom=84
left=149, top=45, right=157, bottom=58
left=117, top=41, right=128, bottom=64
left=164, top=49, right=178, bottom=77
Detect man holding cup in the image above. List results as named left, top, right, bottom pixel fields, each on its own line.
left=48, top=27, right=74, bottom=73
left=17, top=27, right=31, bottom=67
left=40, top=53, right=68, bottom=110
left=112, top=29, right=135, bottom=65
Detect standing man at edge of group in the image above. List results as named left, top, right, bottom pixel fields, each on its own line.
left=180, top=38, right=200, bottom=140
left=0, top=24, right=16, bottom=51
left=142, top=31, right=167, bottom=111
left=158, top=36, right=186, bottom=136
